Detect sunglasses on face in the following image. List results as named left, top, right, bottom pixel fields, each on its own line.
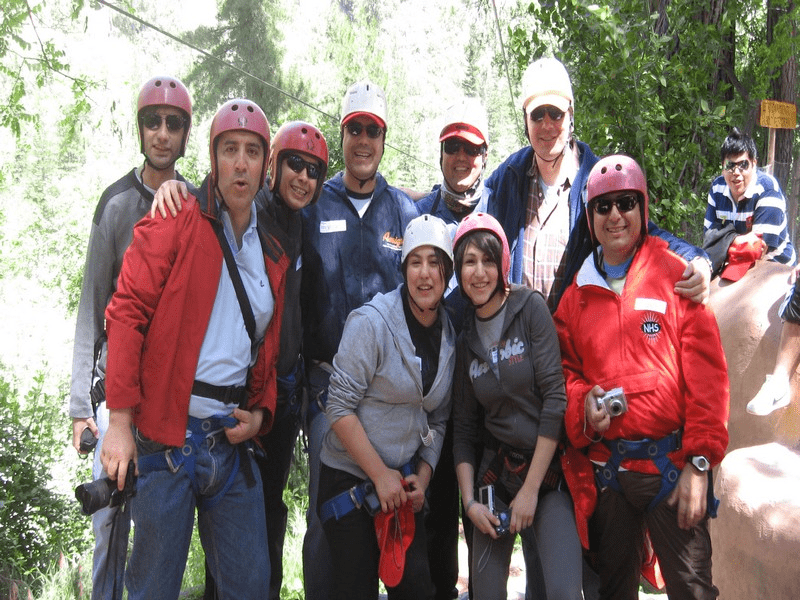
left=529, top=106, right=566, bottom=123
left=141, top=113, right=187, bottom=132
left=724, top=159, right=751, bottom=173
left=345, top=122, right=384, bottom=139
left=592, top=193, right=640, bottom=215
left=443, top=139, right=484, bottom=157
left=285, top=153, right=323, bottom=180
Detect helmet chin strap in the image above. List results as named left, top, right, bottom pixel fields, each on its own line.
left=472, top=286, right=502, bottom=311
left=408, top=291, right=440, bottom=315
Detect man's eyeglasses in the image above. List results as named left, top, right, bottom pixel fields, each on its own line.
left=442, top=139, right=484, bottom=157
left=529, top=106, right=565, bottom=123
left=345, top=122, right=384, bottom=139
left=141, top=113, right=187, bottom=132
left=724, top=159, right=751, bottom=173
left=592, top=193, right=640, bottom=216
left=285, top=153, right=323, bottom=180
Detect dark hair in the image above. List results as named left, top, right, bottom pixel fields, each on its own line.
left=402, top=246, right=453, bottom=292
left=721, top=127, right=757, bottom=163
left=454, top=230, right=505, bottom=300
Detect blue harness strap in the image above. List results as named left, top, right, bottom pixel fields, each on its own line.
left=595, top=431, right=682, bottom=513
left=136, top=414, right=242, bottom=513
left=320, top=460, right=416, bottom=524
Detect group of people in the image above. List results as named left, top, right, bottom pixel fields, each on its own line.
left=67, top=55, right=796, bottom=600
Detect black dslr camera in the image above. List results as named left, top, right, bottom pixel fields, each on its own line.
left=596, top=387, right=628, bottom=418
left=478, top=484, right=511, bottom=537
left=75, top=460, right=136, bottom=516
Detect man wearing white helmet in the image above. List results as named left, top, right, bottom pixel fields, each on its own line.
left=479, top=57, right=712, bottom=313
left=69, top=76, right=195, bottom=600
left=301, top=79, right=419, bottom=600
left=416, top=97, right=490, bottom=600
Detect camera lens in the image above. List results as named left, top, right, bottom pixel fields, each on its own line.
left=75, top=478, right=116, bottom=515
left=609, top=400, right=623, bottom=416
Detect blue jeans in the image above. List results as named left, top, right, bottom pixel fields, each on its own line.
left=302, top=365, right=334, bottom=600
left=126, top=422, right=270, bottom=600
left=91, top=402, right=130, bottom=600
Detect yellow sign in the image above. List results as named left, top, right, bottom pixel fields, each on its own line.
left=760, top=100, right=797, bottom=129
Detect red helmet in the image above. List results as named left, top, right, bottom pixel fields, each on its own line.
left=209, top=99, right=271, bottom=191
left=453, top=212, right=511, bottom=292
left=269, top=121, right=329, bottom=204
left=586, top=154, right=649, bottom=243
left=137, top=76, right=192, bottom=156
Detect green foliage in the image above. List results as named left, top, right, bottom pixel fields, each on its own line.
left=0, top=370, right=92, bottom=597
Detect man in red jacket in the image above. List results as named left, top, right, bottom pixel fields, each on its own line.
left=100, top=99, right=288, bottom=600
left=554, top=155, right=729, bottom=600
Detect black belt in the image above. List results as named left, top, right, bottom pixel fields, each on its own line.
left=191, top=380, right=247, bottom=408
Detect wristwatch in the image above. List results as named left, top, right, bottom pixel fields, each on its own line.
left=690, top=455, right=711, bottom=472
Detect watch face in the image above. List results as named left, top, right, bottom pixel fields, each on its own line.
left=692, top=456, right=710, bottom=472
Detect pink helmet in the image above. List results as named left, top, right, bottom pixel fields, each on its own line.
left=586, top=154, right=649, bottom=242
left=269, top=121, right=329, bottom=204
left=137, top=76, right=192, bottom=156
left=209, top=99, right=270, bottom=191
left=453, top=212, right=511, bottom=292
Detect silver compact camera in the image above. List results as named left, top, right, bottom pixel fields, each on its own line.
left=596, top=387, right=628, bottom=417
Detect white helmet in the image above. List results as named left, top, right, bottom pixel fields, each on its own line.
left=520, top=57, right=573, bottom=114
left=401, top=214, right=454, bottom=265
left=341, top=79, right=388, bottom=128
left=439, top=98, right=489, bottom=146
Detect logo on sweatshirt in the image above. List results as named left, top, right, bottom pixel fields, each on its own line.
left=382, top=232, right=403, bottom=252
left=640, top=312, right=662, bottom=344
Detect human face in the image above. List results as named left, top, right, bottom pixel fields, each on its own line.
left=442, top=137, right=484, bottom=193
left=278, top=151, right=323, bottom=211
left=526, top=104, right=571, bottom=162
left=722, top=151, right=756, bottom=201
left=342, top=116, right=384, bottom=190
left=591, top=191, right=643, bottom=266
left=141, top=106, right=186, bottom=170
left=460, top=242, right=502, bottom=317
left=405, top=246, right=446, bottom=321
left=215, top=130, right=265, bottom=217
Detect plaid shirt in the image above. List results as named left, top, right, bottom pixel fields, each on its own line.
left=521, top=157, right=572, bottom=311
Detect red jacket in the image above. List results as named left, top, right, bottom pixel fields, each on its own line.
left=105, top=194, right=288, bottom=447
left=553, top=236, right=729, bottom=543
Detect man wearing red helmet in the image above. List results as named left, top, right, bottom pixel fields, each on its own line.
left=68, top=75, right=194, bottom=600
left=101, top=99, right=287, bottom=600
left=554, top=155, right=729, bottom=600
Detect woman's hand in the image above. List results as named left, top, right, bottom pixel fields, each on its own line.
left=374, top=468, right=408, bottom=513
left=509, top=485, right=538, bottom=534
left=465, top=499, right=501, bottom=539
left=150, top=180, right=188, bottom=219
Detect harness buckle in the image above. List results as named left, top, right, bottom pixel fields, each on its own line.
left=348, top=486, right=362, bottom=510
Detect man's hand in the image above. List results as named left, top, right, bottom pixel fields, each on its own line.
left=674, top=257, right=711, bottom=304
left=667, top=463, right=708, bottom=530
left=585, top=385, right=611, bottom=435
left=224, top=407, right=263, bottom=445
left=72, top=417, right=98, bottom=453
left=100, top=409, right=137, bottom=491
left=150, top=180, right=188, bottom=219
left=732, top=232, right=767, bottom=258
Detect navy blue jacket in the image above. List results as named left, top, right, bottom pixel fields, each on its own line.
left=480, top=142, right=708, bottom=310
left=301, top=171, right=419, bottom=364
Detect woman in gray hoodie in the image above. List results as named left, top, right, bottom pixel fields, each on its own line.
left=318, top=215, right=457, bottom=600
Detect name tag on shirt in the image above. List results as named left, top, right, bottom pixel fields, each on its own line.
left=320, top=220, right=346, bottom=234
left=634, top=298, right=667, bottom=314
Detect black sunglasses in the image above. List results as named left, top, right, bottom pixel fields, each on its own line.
left=285, top=153, right=323, bottom=180
left=592, top=193, right=640, bottom=215
left=724, top=159, right=751, bottom=173
left=529, top=106, right=566, bottom=123
left=442, top=139, right=484, bottom=157
left=141, top=113, right=187, bottom=132
left=345, top=122, right=384, bottom=139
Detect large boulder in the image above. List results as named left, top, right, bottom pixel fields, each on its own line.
left=712, top=444, right=800, bottom=599
left=708, top=261, right=799, bottom=451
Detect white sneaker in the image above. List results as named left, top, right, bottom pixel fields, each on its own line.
left=746, top=375, right=792, bottom=416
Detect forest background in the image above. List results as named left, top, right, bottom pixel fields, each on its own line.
left=1, top=0, right=798, bottom=597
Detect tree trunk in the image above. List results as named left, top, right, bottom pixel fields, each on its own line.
left=767, top=0, right=796, bottom=196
